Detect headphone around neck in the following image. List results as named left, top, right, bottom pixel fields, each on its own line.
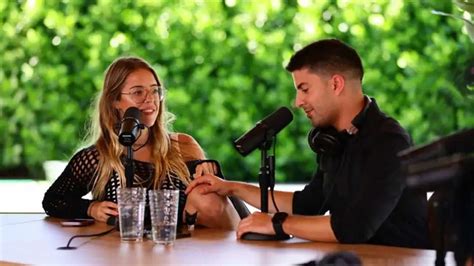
left=308, top=96, right=371, bottom=155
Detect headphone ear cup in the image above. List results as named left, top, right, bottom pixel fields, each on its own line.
left=308, top=127, right=343, bottom=155
left=307, top=128, right=320, bottom=153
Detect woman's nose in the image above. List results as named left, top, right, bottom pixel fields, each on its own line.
left=143, top=90, right=155, bottom=103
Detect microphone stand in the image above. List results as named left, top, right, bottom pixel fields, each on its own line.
left=125, top=145, right=134, bottom=188
left=241, top=131, right=291, bottom=241
left=107, top=144, right=135, bottom=227
left=108, top=133, right=138, bottom=226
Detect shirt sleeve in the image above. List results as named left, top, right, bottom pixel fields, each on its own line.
left=292, top=169, right=325, bottom=215
left=330, top=127, right=411, bottom=243
left=42, top=148, right=98, bottom=219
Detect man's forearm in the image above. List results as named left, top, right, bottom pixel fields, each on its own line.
left=229, top=182, right=294, bottom=213
left=283, top=215, right=337, bottom=242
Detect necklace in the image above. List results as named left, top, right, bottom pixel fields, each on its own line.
left=132, top=141, right=148, bottom=152
left=132, top=126, right=150, bottom=152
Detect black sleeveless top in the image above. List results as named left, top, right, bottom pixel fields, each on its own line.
left=42, top=146, right=195, bottom=225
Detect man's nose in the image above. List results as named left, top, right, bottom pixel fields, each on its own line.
left=294, top=92, right=303, bottom=108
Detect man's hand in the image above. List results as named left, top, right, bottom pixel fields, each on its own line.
left=185, top=173, right=230, bottom=196
left=236, top=212, right=274, bottom=239
left=87, top=201, right=118, bottom=222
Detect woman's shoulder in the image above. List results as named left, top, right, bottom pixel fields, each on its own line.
left=70, top=145, right=100, bottom=163
left=61, top=145, right=100, bottom=177
left=74, top=144, right=98, bottom=154
left=173, top=132, right=195, bottom=143
left=171, top=132, right=205, bottom=161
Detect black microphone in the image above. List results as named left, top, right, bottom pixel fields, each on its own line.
left=234, top=107, right=293, bottom=156
left=118, top=107, right=142, bottom=146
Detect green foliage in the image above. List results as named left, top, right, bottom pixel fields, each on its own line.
left=1, top=0, right=472, bottom=181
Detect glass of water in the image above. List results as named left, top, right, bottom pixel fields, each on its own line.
left=148, top=189, right=179, bottom=245
left=117, top=187, right=146, bottom=242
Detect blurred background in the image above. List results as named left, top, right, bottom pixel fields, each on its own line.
left=0, top=0, right=473, bottom=211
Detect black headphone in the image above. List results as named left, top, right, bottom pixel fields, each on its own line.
left=308, top=96, right=371, bottom=155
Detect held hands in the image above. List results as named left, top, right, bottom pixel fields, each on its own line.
left=236, top=212, right=274, bottom=239
left=185, top=173, right=231, bottom=197
left=87, top=201, right=118, bottom=222
left=186, top=160, right=229, bottom=196
left=193, top=161, right=219, bottom=178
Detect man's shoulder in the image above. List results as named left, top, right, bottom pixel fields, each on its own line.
left=366, top=102, right=411, bottom=143
left=378, top=116, right=408, bottom=136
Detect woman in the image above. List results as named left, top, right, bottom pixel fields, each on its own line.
left=42, top=56, right=239, bottom=229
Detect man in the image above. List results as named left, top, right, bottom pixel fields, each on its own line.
left=186, top=39, right=431, bottom=249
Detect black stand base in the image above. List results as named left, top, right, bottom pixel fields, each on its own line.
left=241, top=232, right=292, bottom=241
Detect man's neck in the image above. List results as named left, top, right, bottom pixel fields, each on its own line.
left=334, top=94, right=365, bottom=132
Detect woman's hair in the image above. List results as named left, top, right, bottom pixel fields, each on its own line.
left=85, top=56, right=192, bottom=199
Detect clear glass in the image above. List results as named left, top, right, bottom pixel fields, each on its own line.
left=117, top=187, right=147, bottom=242
left=121, top=86, right=164, bottom=103
left=148, top=189, right=179, bottom=245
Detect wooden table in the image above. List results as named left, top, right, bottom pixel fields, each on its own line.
left=0, top=213, right=454, bottom=265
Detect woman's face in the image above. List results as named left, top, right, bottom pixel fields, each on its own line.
left=114, top=68, right=162, bottom=127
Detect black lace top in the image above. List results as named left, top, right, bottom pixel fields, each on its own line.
left=42, top=146, right=196, bottom=225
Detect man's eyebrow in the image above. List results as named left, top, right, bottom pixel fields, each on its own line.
left=296, top=82, right=308, bottom=90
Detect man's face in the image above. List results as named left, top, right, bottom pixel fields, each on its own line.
left=292, top=68, right=336, bottom=128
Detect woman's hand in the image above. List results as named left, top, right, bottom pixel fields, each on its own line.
left=87, top=201, right=118, bottom=222
left=194, top=161, right=219, bottom=178
left=185, top=173, right=231, bottom=196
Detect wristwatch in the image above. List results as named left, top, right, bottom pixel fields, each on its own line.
left=272, top=212, right=289, bottom=236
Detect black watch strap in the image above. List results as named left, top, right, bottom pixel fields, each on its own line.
left=272, top=212, right=289, bottom=237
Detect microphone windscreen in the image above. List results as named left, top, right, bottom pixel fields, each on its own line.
left=118, top=107, right=142, bottom=146
left=123, top=107, right=141, bottom=122
left=234, top=106, right=293, bottom=156
left=263, top=106, right=293, bottom=135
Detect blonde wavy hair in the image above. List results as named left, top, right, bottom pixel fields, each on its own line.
left=85, top=56, right=191, bottom=199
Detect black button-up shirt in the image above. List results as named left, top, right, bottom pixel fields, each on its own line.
left=293, top=98, right=431, bottom=249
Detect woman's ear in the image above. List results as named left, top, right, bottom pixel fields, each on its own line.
left=114, top=108, right=121, bottom=119
left=113, top=101, right=124, bottom=115
left=113, top=100, right=120, bottom=110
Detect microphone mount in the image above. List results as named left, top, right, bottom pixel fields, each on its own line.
left=241, top=129, right=291, bottom=241
left=122, top=124, right=145, bottom=188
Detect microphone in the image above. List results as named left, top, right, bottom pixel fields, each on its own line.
left=118, top=107, right=142, bottom=146
left=234, top=107, right=293, bottom=156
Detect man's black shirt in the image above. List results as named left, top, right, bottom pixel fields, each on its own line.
left=292, top=98, right=431, bottom=249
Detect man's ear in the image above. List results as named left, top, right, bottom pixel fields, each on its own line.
left=331, top=74, right=345, bottom=96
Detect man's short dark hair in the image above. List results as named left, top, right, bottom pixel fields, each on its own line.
left=285, top=39, right=364, bottom=81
